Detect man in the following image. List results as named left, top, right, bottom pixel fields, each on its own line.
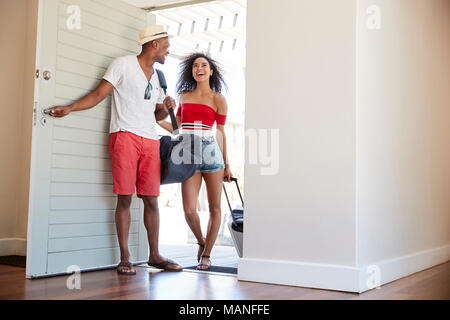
left=49, top=25, right=182, bottom=275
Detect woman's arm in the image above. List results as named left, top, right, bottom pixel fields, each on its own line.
left=217, top=125, right=230, bottom=164
left=157, top=116, right=181, bottom=134
left=217, top=126, right=232, bottom=182
left=215, top=94, right=232, bottom=182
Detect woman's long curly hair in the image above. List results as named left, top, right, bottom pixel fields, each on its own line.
left=176, top=53, right=227, bottom=96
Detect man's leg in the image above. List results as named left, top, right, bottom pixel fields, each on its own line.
left=141, top=196, right=161, bottom=261
left=138, top=137, right=181, bottom=271
left=115, top=194, right=135, bottom=273
left=109, top=132, right=139, bottom=274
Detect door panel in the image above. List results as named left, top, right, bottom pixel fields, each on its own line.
left=26, top=0, right=148, bottom=278
left=48, top=234, right=139, bottom=253
left=47, top=246, right=139, bottom=274
left=48, top=222, right=139, bottom=238
left=48, top=209, right=140, bottom=224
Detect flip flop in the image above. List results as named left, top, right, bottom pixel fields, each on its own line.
left=117, top=261, right=136, bottom=275
left=147, top=258, right=183, bottom=272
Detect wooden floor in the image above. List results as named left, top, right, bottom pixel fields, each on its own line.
left=0, top=261, right=448, bottom=300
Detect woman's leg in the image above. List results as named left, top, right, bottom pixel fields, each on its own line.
left=199, top=169, right=224, bottom=269
left=181, top=172, right=205, bottom=256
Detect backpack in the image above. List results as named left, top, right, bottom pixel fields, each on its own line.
left=156, top=69, right=201, bottom=185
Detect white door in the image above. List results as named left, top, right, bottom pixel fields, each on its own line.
left=26, top=0, right=150, bottom=278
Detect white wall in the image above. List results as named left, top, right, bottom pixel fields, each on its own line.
left=0, top=0, right=37, bottom=256
left=239, top=0, right=359, bottom=292
left=356, top=0, right=450, bottom=291
left=241, top=0, right=449, bottom=293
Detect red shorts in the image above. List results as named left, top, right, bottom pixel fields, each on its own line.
left=108, top=131, right=160, bottom=197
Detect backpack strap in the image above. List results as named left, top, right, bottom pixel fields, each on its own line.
left=156, top=69, right=167, bottom=94
left=156, top=69, right=179, bottom=134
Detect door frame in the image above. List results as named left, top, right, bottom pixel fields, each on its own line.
left=25, top=0, right=52, bottom=279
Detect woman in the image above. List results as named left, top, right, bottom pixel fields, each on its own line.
left=159, top=53, right=232, bottom=270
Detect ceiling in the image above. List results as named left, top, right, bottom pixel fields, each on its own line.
left=121, top=0, right=246, bottom=58
left=121, top=0, right=194, bottom=9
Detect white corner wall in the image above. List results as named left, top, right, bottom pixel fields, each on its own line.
left=239, top=0, right=359, bottom=292
left=356, top=0, right=450, bottom=292
left=240, top=0, right=449, bottom=293
left=0, top=0, right=37, bottom=256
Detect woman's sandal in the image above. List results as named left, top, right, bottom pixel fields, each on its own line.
left=197, top=242, right=205, bottom=262
left=117, top=261, right=136, bottom=275
left=197, top=255, right=211, bottom=271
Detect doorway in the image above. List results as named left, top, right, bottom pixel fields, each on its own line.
left=151, top=0, right=246, bottom=274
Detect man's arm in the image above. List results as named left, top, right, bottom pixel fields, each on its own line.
left=155, top=104, right=169, bottom=121
left=49, top=80, right=114, bottom=118
left=155, top=95, right=176, bottom=121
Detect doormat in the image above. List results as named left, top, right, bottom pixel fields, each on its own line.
left=184, top=265, right=237, bottom=275
left=0, top=255, right=26, bottom=267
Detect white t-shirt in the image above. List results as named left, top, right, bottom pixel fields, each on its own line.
left=103, top=55, right=165, bottom=140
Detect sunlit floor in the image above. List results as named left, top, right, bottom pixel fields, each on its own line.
left=156, top=244, right=239, bottom=269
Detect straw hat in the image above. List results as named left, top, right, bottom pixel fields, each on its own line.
left=138, top=24, right=172, bottom=46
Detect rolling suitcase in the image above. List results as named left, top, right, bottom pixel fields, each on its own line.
left=223, top=177, right=244, bottom=257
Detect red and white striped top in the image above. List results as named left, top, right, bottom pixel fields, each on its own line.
left=176, top=103, right=227, bottom=134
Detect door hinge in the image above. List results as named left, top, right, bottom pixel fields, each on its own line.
left=33, top=102, right=37, bottom=126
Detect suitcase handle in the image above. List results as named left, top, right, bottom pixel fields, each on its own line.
left=223, top=177, right=244, bottom=214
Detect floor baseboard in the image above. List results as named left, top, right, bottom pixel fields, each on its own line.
left=238, top=245, right=450, bottom=293
left=0, top=238, right=27, bottom=256
left=358, top=245, right=450, bottom=293
left=238, top=258, right=360, bottom=293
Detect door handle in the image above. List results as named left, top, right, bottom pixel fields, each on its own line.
left=42, top=107, right=52, bottom=116
left=40, top=107, right=53, bottom=126
left=43, top=70, right=52, bottom=81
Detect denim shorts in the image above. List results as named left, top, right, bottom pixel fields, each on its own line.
left=195, top=136, right=226, bottom=173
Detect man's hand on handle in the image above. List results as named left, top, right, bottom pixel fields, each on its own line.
left=48, top=105, right=72, bottom=118
left=163, top=95, right=176, bottom=112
